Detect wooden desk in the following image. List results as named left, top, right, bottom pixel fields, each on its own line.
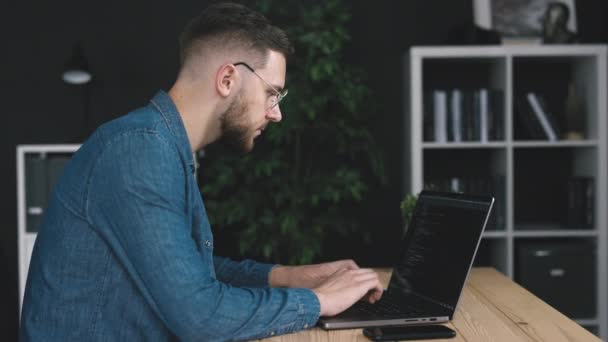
left=260, top=267, right=600, bottom=342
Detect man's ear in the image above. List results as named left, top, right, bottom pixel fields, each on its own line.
left=216, top=64, right=239, bottom=98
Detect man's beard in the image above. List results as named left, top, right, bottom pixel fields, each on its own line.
left=219, top=92, right=253, bottom=154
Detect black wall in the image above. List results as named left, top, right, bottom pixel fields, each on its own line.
left=1, top=0, right=606, bottom=339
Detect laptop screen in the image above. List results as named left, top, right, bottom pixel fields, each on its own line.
left=388, top=191, right=493, bottom=310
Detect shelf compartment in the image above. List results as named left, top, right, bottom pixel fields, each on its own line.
left=513, top=56, right=600, bottom=141
left=422, top=58, right=506, bottom=143
left=423, top=148, right=506, bottom=231
left=513, top=147, right=597, bottom=230
left=515, top=238, right=596, bottom=320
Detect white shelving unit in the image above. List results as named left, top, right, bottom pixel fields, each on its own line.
left=17, top=144, right=80, bottom=313
left=405, top=45, right=607, bottom=339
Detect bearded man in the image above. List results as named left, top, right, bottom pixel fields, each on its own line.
left=20, top=3, right=382, bottom=341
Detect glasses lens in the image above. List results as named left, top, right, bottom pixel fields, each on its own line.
left=269, top=90, right=288, bottom=109
left=269, top=96, right=278, bottom=109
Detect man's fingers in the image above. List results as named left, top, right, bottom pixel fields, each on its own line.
left=361, top=284, right=384, bottom=304
left=329, top=268, right=375, bottom=280
left=364, top=278, right=383, bottom=294
left=350, top=269, right=382, bottom=282
left=333, top=267, right=349, bottom=276
left=348, top=268, right=379, bottom=276
left=355, top=276, right=383, bottom=300
left=370, top=288, right=383, bottom=302
left=313, top=267, right=385, bottom=316
left=341, top=259, right=359, bottom=270
left=362, top=287, right=384, bottom=304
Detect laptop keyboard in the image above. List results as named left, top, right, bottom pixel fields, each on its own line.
left=350, top=291, right=422, bottom=316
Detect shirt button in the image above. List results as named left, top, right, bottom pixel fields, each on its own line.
left=304, top=324, right=309, bottom=328
left=204, top=240, right=212, bottom=247
left=270, top=331, right=275, bottom=336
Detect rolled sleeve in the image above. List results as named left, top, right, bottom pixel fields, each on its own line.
left=291, top=288, right=321, bottom=331
left=214, top=256, right=275, bottom=287
left=242, top=288, right=320, bottom=340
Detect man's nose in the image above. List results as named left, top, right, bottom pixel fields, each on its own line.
left=267, top=105, right=282, bottom=122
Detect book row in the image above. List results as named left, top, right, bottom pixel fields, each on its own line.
left=424, top=89, right=504, bottom=143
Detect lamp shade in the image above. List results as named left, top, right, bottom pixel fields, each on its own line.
left=62, top=43, right=92, bottom=85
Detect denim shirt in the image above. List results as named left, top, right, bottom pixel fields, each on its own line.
left=20, top=91, right=320, bottom=341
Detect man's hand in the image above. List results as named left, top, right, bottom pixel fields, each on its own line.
left=269, top=259, right=359, bottom=289
left=312, top=268, right=384, bottom=317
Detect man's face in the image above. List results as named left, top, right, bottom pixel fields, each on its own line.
left=219, top=51, right=286, bottom=153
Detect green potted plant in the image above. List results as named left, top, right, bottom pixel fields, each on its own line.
left=399, top=193, right=418, bottom=237
left=199, top=0, right=385, bottom=264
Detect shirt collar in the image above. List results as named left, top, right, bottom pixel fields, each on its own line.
left=149, top=90, right=196, bottom=174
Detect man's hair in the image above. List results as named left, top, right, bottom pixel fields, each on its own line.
left=178, top=2, right=293, bottom=69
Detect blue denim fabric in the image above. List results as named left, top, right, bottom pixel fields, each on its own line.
left=20, top=91, right=320, bottom=341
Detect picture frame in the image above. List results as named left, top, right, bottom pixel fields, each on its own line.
left=473, top=0, right=577, bottom=43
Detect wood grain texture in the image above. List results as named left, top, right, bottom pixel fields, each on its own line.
left=258, top=268, right=600, bottom=341
left=467, top=268, right=601, bottom=342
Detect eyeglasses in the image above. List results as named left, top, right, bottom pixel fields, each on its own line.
left=234, top=62, right=288, bottom=110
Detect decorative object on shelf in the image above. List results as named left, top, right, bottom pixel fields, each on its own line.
left=563, top=82, right=585, bottom=140
left=473, top=0, right=577, bottom=44
left=542, top=2, right=578, bottom=43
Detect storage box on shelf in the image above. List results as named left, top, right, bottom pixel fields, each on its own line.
left=405, top=45, right=607, bottom=339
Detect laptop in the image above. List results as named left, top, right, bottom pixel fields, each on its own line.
left=318, top=190, right=494, bottom=330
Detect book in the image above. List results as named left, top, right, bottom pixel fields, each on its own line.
left=536, top=95, right=562, bottom=139
left=527, top=93, right=557, bottom=141
left=515, top=96, right=545, bottom=140
left=479, top=88, right=489, bottom=142
left=566, top=176, right=595, bottom=229
left=450, top=89, right=463, bottom=142
left=433, top=90, right=447, bottom=143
